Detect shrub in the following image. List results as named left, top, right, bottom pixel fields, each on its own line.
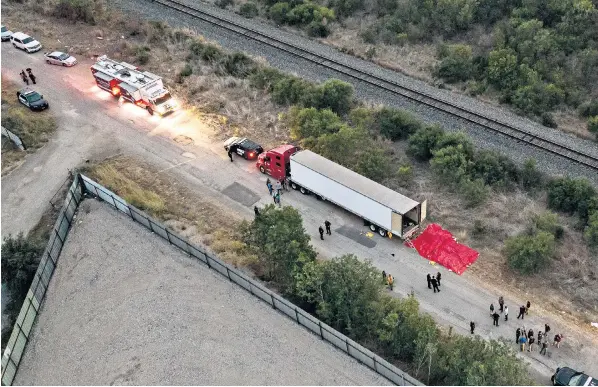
left=189, top=39, right=206, bottom=56
left=547, top=177, right=596, bottom=215
left=407, top=125, right=445, bottom=161
left=307, top=79, right=354, bottom=115
left=459, top=178, right=489, bottom=207
left=471, top=150, right=519, bottom=187
left=307, top=20, right=331, bottom=37
left=330, top=0, right=361, bottom=18
left=430, top=144, right=472, bottom=184
left=218, top=52, right=256, bottom=77
left=200, top=44, right=224, bottom=62
left=178, top=63, right=193, bottom=78
left=588, top=116, right=598, bottom=138
left=286, top=2, right=334, bottom=25
left=433, top=131, right=475, bottom=158
left=397, top=164, right=414, bottom=183
left=434, top=44, right=474, bottom=83
left=268, top=2, right=291, bottom=23
left=355, top=148, right=392, bottom=182
left=239, top=2, right=259, bottom=17
left=287, top=107, right=343, bottom=139
left=53, top=0, right=97, bottom=24
left=135, top=46, right=151, bottom=65
left=585, top=210, right=598, bottom=248
left=532, top=211, right=564, bottom=239
left=248, top=66, right=286, bottom=90
left=520, top=159, right=543, bottom=191
left=541, top=112, right=558, bottom=128
left=272, top=77, right=315, bottom=105
left=376, top=107, right=423, bottom=141
left=215, top=0, right=234, bottom=8
left=579, top=100, right=598, bottom=118
left=505, top=231, right=555, bottom=274
left=310, top=125, right=368, bottom=168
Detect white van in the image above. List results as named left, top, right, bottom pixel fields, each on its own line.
left=11, top=32, right=42, bottom=53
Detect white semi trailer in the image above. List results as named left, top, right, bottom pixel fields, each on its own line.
left=289, top=150, right=427, bottom=239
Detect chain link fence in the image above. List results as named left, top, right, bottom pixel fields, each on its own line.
left=1, top=174, right=422, bottom=386
left=1, top=177, right=81, bottom=385
left=1, top=126, right=26, bottom=151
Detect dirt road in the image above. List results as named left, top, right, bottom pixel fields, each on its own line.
left=2, top=48, right=597, bottom=384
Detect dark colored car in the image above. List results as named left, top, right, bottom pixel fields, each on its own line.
left=552, top=367, right=598, bottom=386
left=16, top=88, right=49, bottom=111
left=224, top=136, right=264, bottom=160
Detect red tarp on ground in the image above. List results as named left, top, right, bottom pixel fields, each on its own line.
left=406, top=223, right=479, bottom=275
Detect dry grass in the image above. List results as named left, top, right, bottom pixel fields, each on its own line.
left=85, top=156, right=257, bottom=268
left=1, top=76, right=57, bottom=175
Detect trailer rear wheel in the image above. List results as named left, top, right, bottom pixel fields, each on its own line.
left=291, top=182, right=299, bottom=190
left=316, top=194, right=325, bottom=201
left=378, top=228, right=387, bottom=237
left=147, top=107, right=154, bottom=116
left=369, top=224, right=378, bottom=232
left=299, top=187, right=309, bottom=195
left=259, top=166, right=266, bottom=174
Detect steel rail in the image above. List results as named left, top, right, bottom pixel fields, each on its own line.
left=150, top=0, right=598, bottom=171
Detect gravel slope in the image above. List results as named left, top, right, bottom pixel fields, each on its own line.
left=111, top=0, right=598, bottom=184
left=14, top=199, right=390, bottom=386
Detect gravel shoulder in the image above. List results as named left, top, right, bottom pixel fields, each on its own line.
left=14, top=199, right=389, bottom=386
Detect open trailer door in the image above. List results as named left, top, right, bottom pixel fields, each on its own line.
left=420, top=200, right=427, bottom=223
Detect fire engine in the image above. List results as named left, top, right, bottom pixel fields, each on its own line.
left=90, top=55, right=178, bottom=115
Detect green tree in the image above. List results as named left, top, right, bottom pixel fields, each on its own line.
left=584, top=210, right=598, bottom=248
left=434, top=0, right=478, bottom=36
left=1, top=233, right=44, bottom=299
left=355, top=148, right=392, bottom=182
left=311, top=125, right=368, bottom=168
left=376, top=107, right=423, bottom=141
left=505, top=231, right=555, bottom=274
left=459, top=178, right=489, bottom=207
left=588, top=115, right=598, bottom=138
left=430, top=144, right=472, bottom=183
left=294, top=254, right=382, bottom=338
left=287, top=107, right=343, bottom=140
left=239, top=2, right=259, bottom=17
left=532, top=211, right=564, bottom=238
left=433, top=131, right=475, bottom=157
left=487, top=48, right=519, bottom=91
left=307, top=79, right=355, bottom=115
left=241, top=204, right=316, bottom=293
left=520, top=158, right=543, bottom=191
left=471, top=150, right=519, bottom=187
left=271, top=76, right=316, bottom=105
left=407, top=125, right=445, bottom=161
left=434, top=44, right=474, bottom=83
left=268, top=2, right=291, bottom=24
left=547, top=177, right=596, bottom=215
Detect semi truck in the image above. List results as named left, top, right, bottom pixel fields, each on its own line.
left=256, top=146, right=427, bottom=239
left=90, top=55, right=178, bottom=116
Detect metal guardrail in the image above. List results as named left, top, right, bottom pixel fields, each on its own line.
left=1, top=177, right=81, bottom=385
left=79, top=174, right=422, bottom=386
left=0, top=173, right=421, bottom=385
left=1, top=126, right=26, bottom=151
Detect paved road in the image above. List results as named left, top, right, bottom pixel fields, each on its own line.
left=2, top=49, right=597, bottom=384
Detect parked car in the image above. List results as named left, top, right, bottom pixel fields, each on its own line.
left=552, top=367, right=597, bottom=386
left=224, top=137, right=264, bottom=160
left=17, top=88, right=49, bottom=111
left=44, top=51, right=77, bottom=66
left=11, top=31, right=41, bottom=53
left=1, top=25, right=13, bottom=41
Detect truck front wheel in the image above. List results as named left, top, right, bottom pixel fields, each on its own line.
left=378, top=228, right=387, bottom=237
left=259, top=166, right=266, bottom=174
left=147, top=107, right=154, bottom=116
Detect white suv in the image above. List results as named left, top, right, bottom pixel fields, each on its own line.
left=1, top=25, right=13, bottom=41
left=11, top=32, right=42, bottom=53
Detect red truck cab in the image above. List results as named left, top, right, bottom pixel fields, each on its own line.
left=256, top=145, right=298, bottom=180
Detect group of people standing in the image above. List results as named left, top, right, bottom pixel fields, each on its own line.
left=516, top=324, right=563, bottom=355
left=266, top=178, right=286, bottom=207
left=19, top=68, right=36, bottom=85
left=426, top=272, right=441, bottom=293
left=382, top=270, right=394, bottom=290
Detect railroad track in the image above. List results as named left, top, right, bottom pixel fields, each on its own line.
left=151, top=0, right=598, bottom=172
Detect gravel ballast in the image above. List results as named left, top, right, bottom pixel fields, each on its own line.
left=111, top=0, right=598, bottom=185
left=14, top=199, right=390, bottom=386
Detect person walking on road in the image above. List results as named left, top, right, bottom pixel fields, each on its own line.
left=553, top=334, right=563, bottom=348
left=254, top=206, right=260, bottom=217
left=382, top=270, right=386, bottom=282
left=540, top=340, right=548, bottom=355
left=517, top=305, right=526, bottom=319
left=490, top=303, right=495, bottom=316
left=20, top=70, right=29, bottom=85
left=519, top=335, right=527, bottom=352
left=436, top=271, right=441, bottom=286
left=492, top=311, right=500, bottom=326
left=504, top=305, right=509, bottom=321
left=498, top=296, right=504, bottom=313
left=319, top=226, right=324, bottom=240
left=274, top=180, right=282, bottom=195
left=470, top=321, right=475, bottom=334
left=545, top=323, right=551, bottom=336
left=324, top=220, right=331, bottom=235
left=528, top=329, right=534, bottom=341
left=275, top=191, right=281, bottom=207
left=526, top=300, right=531, bottom=315
left=427, top=274, right=432, bottom=289
left=431, top=276, right=440, bottom=293
left=387, top=274, right=394, bottom=291
left=516, top=327, right=521, bottom=344
left=228, top=147, right=234, bottom=162
left=528, top=335, right=535, bottom=352
left=26, top=68, right=36, bottom=84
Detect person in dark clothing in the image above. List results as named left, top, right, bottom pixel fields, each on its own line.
left=20, top=70, right=29, bottom=85
left=228, top=147, right=234, bottom=162
left=492, top=311, right=500, bottom=326
left=545, top=324, right=551, bottom=336
left=436, top=272, right=441, bottom=286
left=526, top=300, right=531, bottom=314
left=470, top=321, right=475, bottom=334
left=318, top=226, right=324, bottom=240
left=382, top=270, right=386, bottom=282
left=324, top=220, right=331, bottom=235
left=431, top=276, right=440, bottom=293
left=538, top=331, right=544, bottom=343
left=498, top=296, right=504, bottom=313
left=254, top=206, right=260, bottom=217
left=540, top=340, right=548, bottom=355
left=27, top=69, right=36, bottom=84
left=517, top=305, right=526, bottom=319
left=490, top=303, right=495, bottom=316
left=427, top=274, right=432, bottom=289
left=528, top=329, right=534, bottom=340
left=516, top=327, right=521, bottom=344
